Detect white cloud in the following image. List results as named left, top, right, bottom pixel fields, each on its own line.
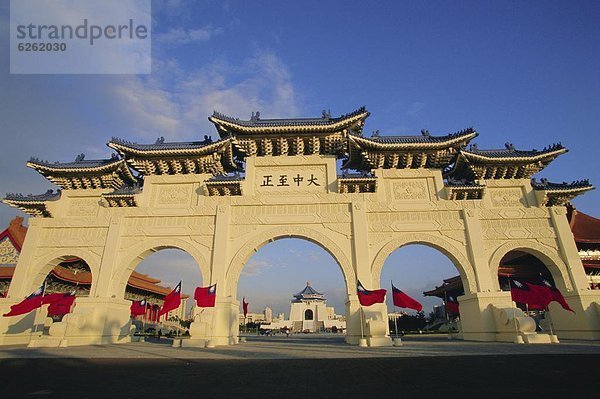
left=111, top=50, right=299, bottom=140
left=155, top=26, right=223, bottom=45
left=407, top=101, right=425, bottom=117
left=242, top=259, right=273, bottom=276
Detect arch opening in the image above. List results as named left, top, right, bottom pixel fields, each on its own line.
left=26, top=255, right=93, bottom=322
left=125, top=248, right=204, bottom=337
left=237, top=238, right=348, bottom=337
left=379, top=244, right=463, bottom=336
left=497, top=250, right=571, bottom=329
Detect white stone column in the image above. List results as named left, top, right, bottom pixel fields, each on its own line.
left=92, top=217, right=124, bottom=298
left=460, top=210, right=517, bottom=341
left=199, top=204, right=231, bottom=345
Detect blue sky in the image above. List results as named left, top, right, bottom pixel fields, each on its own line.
left=1, top=1, right=599, bottom=315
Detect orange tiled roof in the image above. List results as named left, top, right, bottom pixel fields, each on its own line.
left=569, top=208, right=600, bottom=245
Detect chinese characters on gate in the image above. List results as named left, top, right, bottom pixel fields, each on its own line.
left=260, top=173, right=321, bottom=188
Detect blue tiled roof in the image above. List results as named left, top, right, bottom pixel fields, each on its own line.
left=464, top=143, right=565, bottom=158
left=109, top=136, right=215, bottom=151
left=293, top=284, right=324, bottom=298
left=28, top=156, right=122, bottom=169
left=211, top=107, right=369, bottom=127
left=531, top=178, right=592, bottom=190
left=365, top=127, right=476, bottom=144
left=5, top=189, right=61, bottom=202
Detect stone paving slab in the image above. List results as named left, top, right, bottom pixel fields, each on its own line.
left=2, top=334, right=600, bottom=359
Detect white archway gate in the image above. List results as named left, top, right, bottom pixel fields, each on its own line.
left=1, top=109, right=599, bottom=346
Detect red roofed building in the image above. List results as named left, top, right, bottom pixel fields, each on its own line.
left=0, top=217, right=187, bottom=323
left=568, top=205, right=600, bottom=289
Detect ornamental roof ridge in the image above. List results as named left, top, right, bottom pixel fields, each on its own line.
left=359, top=126, right=477, bottom=144
left=463, top=142, right=567, bottom=158
left=108, top=135, right=216, bottom=151
left=28, top=154, right=123, bottom=169
left=104, top=184, right=142, bottom=196
left=4, top=189, right=61, bottom=202
left=531, top=178, right=593, bottom=190
left=206, top=173, right=244, bottom=182
left=210, top=106, right=369, bottom=127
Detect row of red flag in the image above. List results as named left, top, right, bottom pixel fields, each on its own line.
left=2, top=283, right=76, bottom=317
left=357, top=277, right=573, bottom=315
left=5, top=277, right=573, bottom=319
left=130, top=282, right=217, bottom=317
left=357, top=281, right=423, bottom=311
left=509, top=278, right=573, bottom=312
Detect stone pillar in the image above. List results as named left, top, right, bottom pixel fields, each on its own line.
left=7, top=218, right=44, bottom=297
left=0, top=219, right=45, bottom=345
left=350, top=199, right=391, bottom=346
left=459, top=209, right=517, bottom=341
left=92, top=217, right=124, bottom=298
left=350, top=199, right=386, bottom=345
left=462, top=209, right=495, bottom=293
left=202, top=204, right=230, bottom=344
left=549, top=207, right=589, bottom=291
left=344, top=296, right=363, bottom=344
left=547, top=291, right=600, bottom=340
left=459, top=291, right=514, bottom=341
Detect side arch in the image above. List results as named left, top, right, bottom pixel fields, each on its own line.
left=371, top=233, right=478, bottom=294
left=489, top=240, right=573, bottom=291
left=22, top=248, right=100, bottom=296
left=225, top=225, right=356, bottom=297
left=110, top=237, right=211, bottom=298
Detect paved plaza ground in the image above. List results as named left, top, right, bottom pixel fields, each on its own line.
left=1, top=334, right=599, bottom=397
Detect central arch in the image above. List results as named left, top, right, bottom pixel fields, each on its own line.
left=225, top=226, right=356, bottom=297
left=371, top=232, right=478, bottom=294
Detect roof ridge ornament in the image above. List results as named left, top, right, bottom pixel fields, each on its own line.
left=155, top=136, right=165, bottom=145
left=504, top=142, right=515, bottom=151
left=250, top=111, right=261, bottom=121
left=421, top=129, right=430, bottom=137
left=321, top=109, right=331, bottom=119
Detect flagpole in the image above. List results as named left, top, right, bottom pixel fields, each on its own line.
left=391, top=281, right=398, bottom=339
left=444, top=290, right=449, bottom=323
left=31, top=282, right=47, bottom=338
left=359, top=306, right=365, bottom=341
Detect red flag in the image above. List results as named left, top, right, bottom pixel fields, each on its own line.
left=47, top=293, right=76, bottom=316
left=539, top=278, right=575, bottom=313
left=130, top=299, right=148, bottom=316
left=391, top=283, right=422, bottom=311
left=194, top=284, right=216, bottom=308
left=445, top=294, right=460, bottom=315
left=357, top=280, right=386, bottom=306
left=242, top=297, right=248, bottom=317
left=158, top=281, right=181, bottom=317
left=510, top=279, right=550, bottom=309
left=3, top=283, right=45, bottom=317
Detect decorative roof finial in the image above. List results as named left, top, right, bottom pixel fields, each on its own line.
left=505, top=142, right=515, bottom=151
left=75, top=153, right=85, bottom=162
left=307, top=281, right=311, bottom=287
left=321, top=109, right=331, bottom=119
left=421, top=129, right=430, bottom=137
